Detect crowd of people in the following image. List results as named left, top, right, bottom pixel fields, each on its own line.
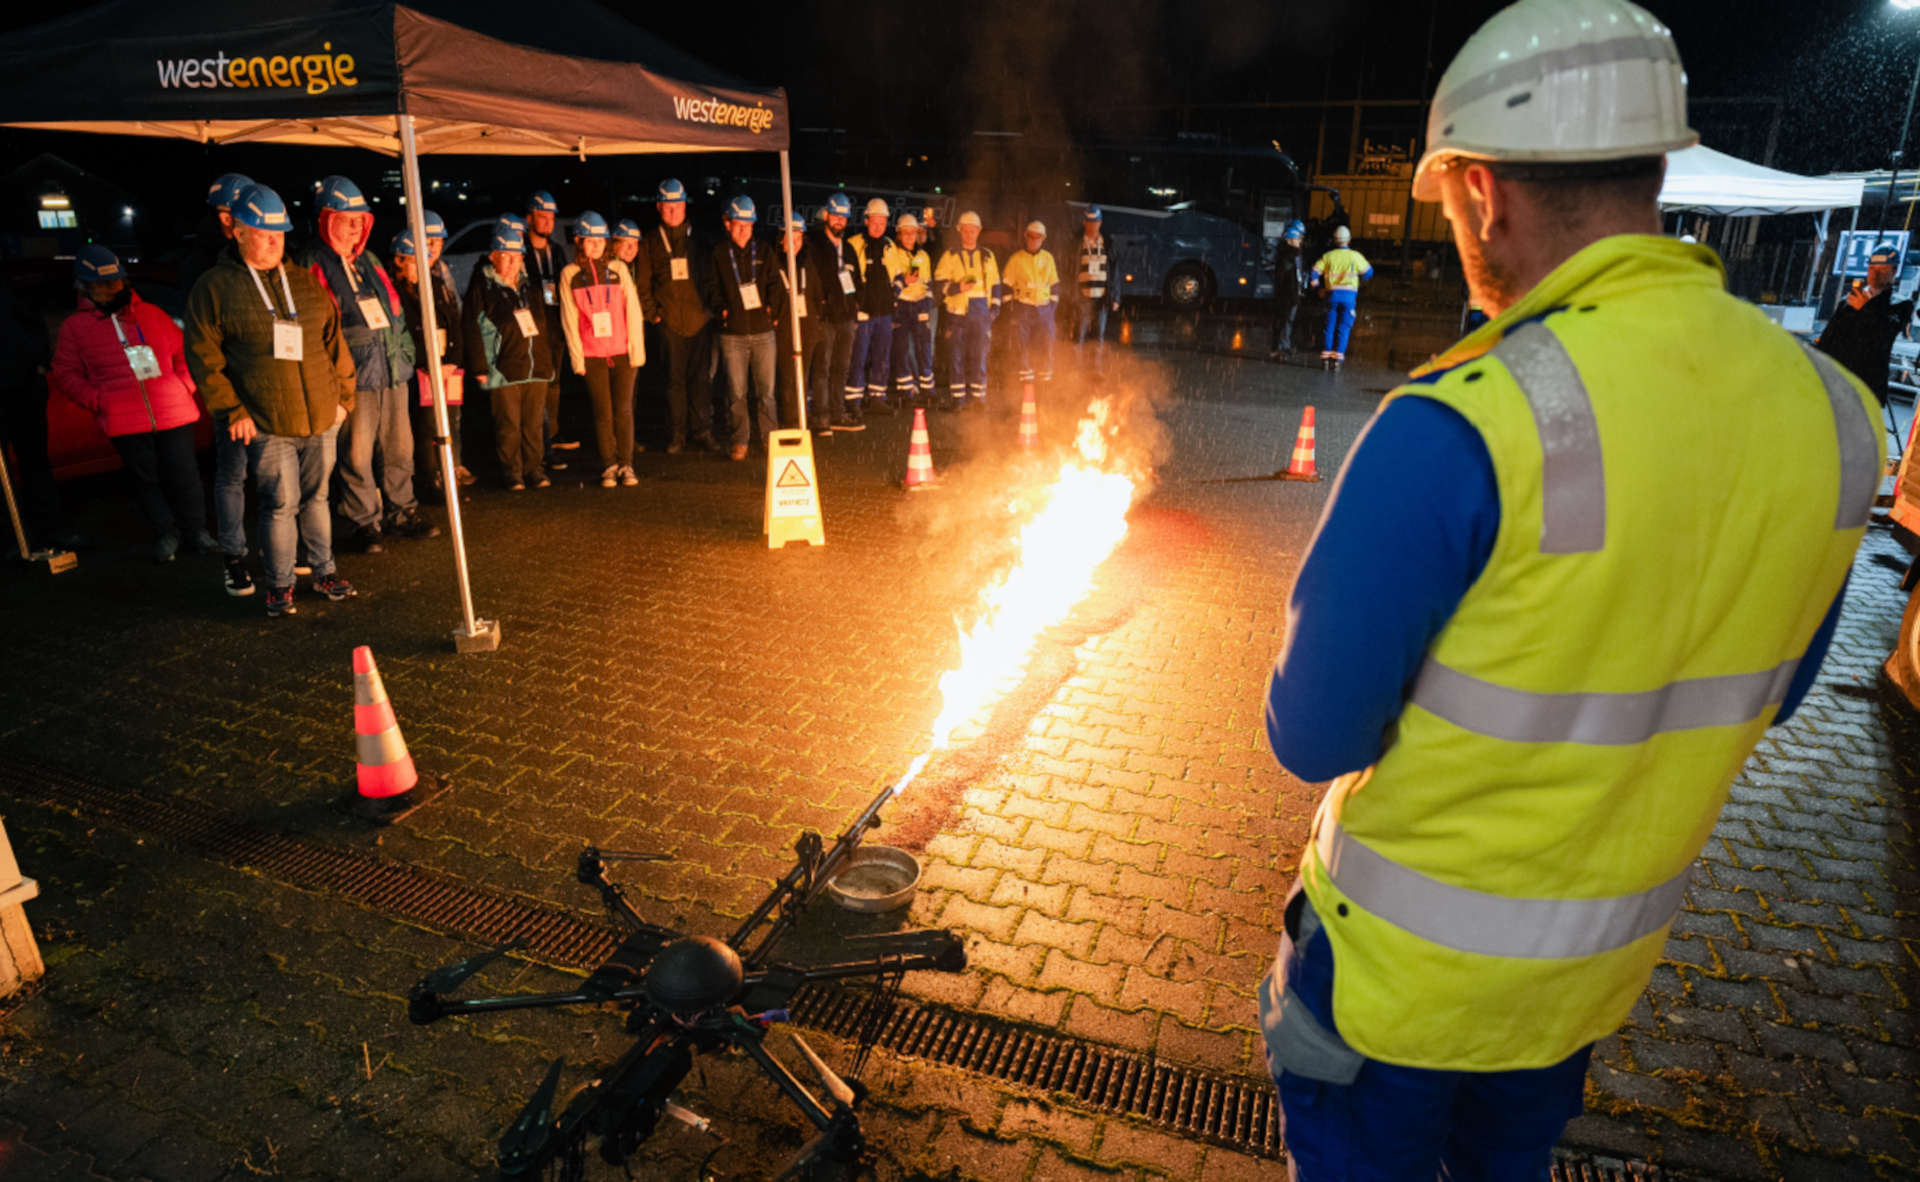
left=44, top=171, right=1126, bottom=617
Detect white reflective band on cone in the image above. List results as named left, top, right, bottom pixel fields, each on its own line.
left=357, top=725, right=410, bottom=766
left=1317, top=821, right=1691, bottom=959
left=1410, top=657, right=1799, bottom=746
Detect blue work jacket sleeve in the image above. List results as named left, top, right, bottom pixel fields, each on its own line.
left=1773, top=576, right=1847, bottom=725
left=1266, top=395, right=1500, bottom=782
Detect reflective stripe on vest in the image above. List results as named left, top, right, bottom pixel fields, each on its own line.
left=1317, top=821, right=1692, bottom=959
left=1491, top=323, right=1604, bottom=554
left=1799, top=341, right=1881, bottom=529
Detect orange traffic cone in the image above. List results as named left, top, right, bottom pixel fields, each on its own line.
left=1278, top=406, right=1321, bottom=482
left=1018, top=382, right=1038, bottom=452
left=903, top=407, right=937, bottom=490
left=352, top=645, right=444, bottom=823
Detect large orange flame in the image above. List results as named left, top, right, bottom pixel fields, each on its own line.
left=886, top=397, right=1138, bottom=800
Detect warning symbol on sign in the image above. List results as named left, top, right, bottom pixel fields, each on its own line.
left=764, top=429, right=825, bottom=548
left=776, top=460, right=811, bottom=488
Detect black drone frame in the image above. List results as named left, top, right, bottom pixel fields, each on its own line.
left=406, top=780, right=968, bottom=1180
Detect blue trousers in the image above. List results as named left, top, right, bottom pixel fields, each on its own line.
left=891, top=299, right=935, bottom=398
left=1263, top=887, right=1591, bottom=1182
left=1007, top=302, right=1055, bottom=383
left=213, top=427, right=253, bottom=558
left=847, top=315, right=894, bottom=411
left=1323, top=290, right=1358, bottom=356
left=249, top=426, right=339, bottom=590
left=947, top=302, right=992, bottom=401
left=338, top=382, right=417, bottom=529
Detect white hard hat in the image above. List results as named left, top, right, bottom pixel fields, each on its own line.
left=1410, top=0, right=1698, bottom=203
left=1332, top=225, right=1351, bottom=245
left=897, top=213, right=920, bottom=230
left=958, top=211, right=982, bottom=229
left=864, top=198, right=890, bottom=219
left=1025, top=220, right=1046, bottom=237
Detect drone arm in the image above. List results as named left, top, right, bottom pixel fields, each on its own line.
left=737, top=1030, right=837, bottom=1131
left=409, top=983, right=651, bottom=1025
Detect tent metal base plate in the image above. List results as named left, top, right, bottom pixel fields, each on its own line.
left=452, top=619, right=501, bottom=654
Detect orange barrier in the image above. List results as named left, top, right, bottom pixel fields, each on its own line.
left=1279, top=405, right=1321, bottom=482
left=1018, top=382, right=1038, bottom=452
left=904, top=407, right=937, bottom=490
left=353, top=645, right=419, bottom=800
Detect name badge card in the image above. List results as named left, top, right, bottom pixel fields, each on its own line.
left=839, top=268, right=856, bottom=294
left=542, top=280, right=557, bottom=306
left=124, top=344, right=162, bottom=380
left=434, top=327, right=448, bottom=357
left=272, top=320, right=303, bottom=361
left=739, top=282, right=762, bottom=311
left=513, top=308, right=539, bottom=338
left=671, top=258, right=690, bottom=282
left=357, top=296, right=390, bottom=330
left=591, top=310, right=614, bottom=338
left=793, top=293, right=807, bottom=319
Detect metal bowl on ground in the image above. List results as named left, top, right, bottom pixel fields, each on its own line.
left=825, top=845, right=922, bottom=912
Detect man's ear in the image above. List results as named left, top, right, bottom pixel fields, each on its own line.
left=1463, top=163, right=1503, bottom=245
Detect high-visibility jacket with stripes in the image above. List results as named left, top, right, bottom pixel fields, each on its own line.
left=1311, top=247, right=1372, bottom=292
left=1003, top=248, right=1060, bottom=307
left=1300, top=235, right=1880, bottom=1072
left=935, top=246, right=1001, bottom=315
left=897, top=246, right=934, bottom=302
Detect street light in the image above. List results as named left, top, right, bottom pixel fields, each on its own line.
left=1888, top=0, right=1920, bottom=228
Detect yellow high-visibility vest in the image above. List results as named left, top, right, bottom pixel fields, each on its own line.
left=1300, top=235, right=1880, bottom=1071
left=935, top=247, right=1000, bottom=315
left=1003, top=248, right=1059, bottom=307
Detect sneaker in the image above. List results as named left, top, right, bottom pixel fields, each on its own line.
left=506, top=480, right=526, bottom=492
left=552, top=436, right=582, bottom=450
left=313, top=573, right=356, bottom=601
left=264, top=585, right=297, bottom=617
left=223, top=557, right=256, bottom=598
left=387, top=512, right=441, bottom=540
left=619, top=466, right=639, bottom=487
left=455, top=465, right=477, bottom=486
left=346, top=525, right=385, bottom=554
left=601, top=465, right=619, bottom=488
left=666, top=437, right=685, bottom=455
left=532, top=475, right=551, bottom=489
left=154, top=534, right=180, bottom=563
left=729, top=444, right=750, bottom=461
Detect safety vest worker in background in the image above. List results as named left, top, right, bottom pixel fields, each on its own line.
left=1309, top=225, right=1371, bottom=370
left=1257, top=2, right=1880, bottom=1178
left=889, top=214, right=936, bottom=408
left=934, top=211, right=999, bottom=411
left=1001, top=221, right=1060, bottom=395
left=846, top=198, right=909, bottom=419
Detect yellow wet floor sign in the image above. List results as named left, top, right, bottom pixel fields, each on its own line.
left=764, top=429, right=825, bottom=548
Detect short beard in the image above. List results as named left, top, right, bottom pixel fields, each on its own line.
left=1456, top=229, right=1522, bottom=318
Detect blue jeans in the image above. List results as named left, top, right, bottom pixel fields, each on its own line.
left=249, top=427, right=339, bottom=589
left=718, top=331, right=777, bottom=448
left=947, top=301, right=992, bottom=401
left=1007, top=303, right=1055, bottom=384
left=847, top=315, right=894, bottom=410
left=891, top=299, right=935, bottom=398
left=1262, top=885, right=1591, bottom=1182
left=1073, top=300, right=1110, bottom=372
left=213, top=426, right=253, bottom=557
left=1323, top=290, right=1358, bottom=355
left=338, top=383, right=416, bottom=529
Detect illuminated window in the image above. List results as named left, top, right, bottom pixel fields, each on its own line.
left=37, top=210, right=76, bottom=228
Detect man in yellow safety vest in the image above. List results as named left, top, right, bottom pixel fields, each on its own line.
left=1257, top=2, right=1880, bottom=1177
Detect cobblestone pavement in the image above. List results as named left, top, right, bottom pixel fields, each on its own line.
left=0, top=326, right=1913, bottom=1180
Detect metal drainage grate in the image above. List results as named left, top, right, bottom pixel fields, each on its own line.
left=0, top=757, right=1669, bottom=1174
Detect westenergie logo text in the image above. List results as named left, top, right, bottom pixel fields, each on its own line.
left=156, top=44, right=359, bottom=96
left=671, top=95, right=774, bottom=134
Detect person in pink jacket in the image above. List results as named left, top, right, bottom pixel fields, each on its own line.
left=51, top=245, right=213, bottom=562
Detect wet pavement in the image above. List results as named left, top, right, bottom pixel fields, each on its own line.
left=0, top=311, right=1914, bottom=1180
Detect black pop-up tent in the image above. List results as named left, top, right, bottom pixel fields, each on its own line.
left=0, top=0, right=803, bottom=652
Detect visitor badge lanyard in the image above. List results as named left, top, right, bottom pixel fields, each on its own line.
left=584, top=259, right=615, bottom=338
left=731, top=241, right=762, bottom=311
left=341, top=257, right=391, bottom=330
left=836, top=237, right=855, bottom=294
left=663, top=226, right=690, bottom=283
left=511, top=283, right=539, bottom=339
left=785, top=258, right=807, bottom=319
left=110, top=310, right=162, bottom=381
left=247, top=263, right=304, bottom=362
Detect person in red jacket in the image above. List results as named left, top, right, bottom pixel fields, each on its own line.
left=50, top=245, right=213, bottom=562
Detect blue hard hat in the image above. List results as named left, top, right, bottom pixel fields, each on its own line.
left=527, top=190, right=558, bottom=215
left=1284, top=220, right=1305, bottom=239
left=391, top=229, right=418, bottom=257
left=490, top=228, right=525, bottom=254
left=496, top=212, right=527, bottom=235
left=316, top=175, right=368, bottom=213
left=233, top=183, right=292, bottom=232
left=1084, top=205, right=1103, bottom=222
left=726, top=195, right=757, bottom=223
left=658, top=178, right=687, bottom=203
left=207, top=172, right=253, bottom=211
left=422, top=210, right=447, bottom=239
left=1871, top=245, right=1902, bottom=267
left=573, top=210, right=609, bottom=239
left=74, top=244, right=124, bottom=283
left=789, top=210, right=806, bottom=231
left=613, top=218, right=642, bottom=241
left=825, top=192, right=852, bottom=218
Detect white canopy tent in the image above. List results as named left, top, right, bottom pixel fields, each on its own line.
left=1658, top=146, right=1866, bottom=307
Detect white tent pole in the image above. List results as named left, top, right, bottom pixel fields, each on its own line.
left=399, top=113, right=499, bottom=653
left=779, top=150, right=806, bottom=431
left=1806, top=210, right=1831, bottom=305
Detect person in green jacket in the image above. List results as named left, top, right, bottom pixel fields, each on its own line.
left=184, top=183, right=357, bottom=618
left=463, top=224, right=556, bottom=491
